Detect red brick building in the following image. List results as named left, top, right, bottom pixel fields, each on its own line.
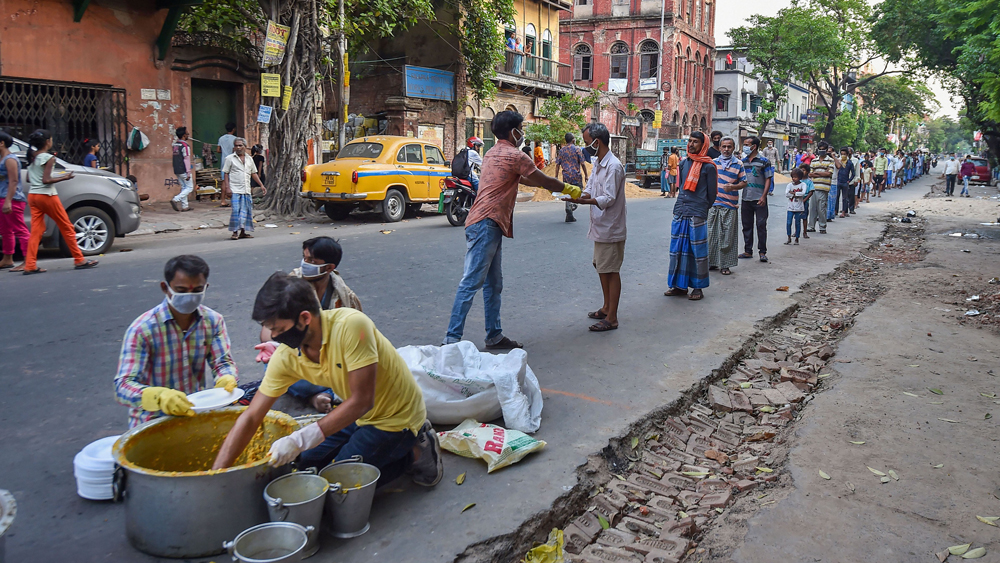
left=559, top=0, right=715, bottom=151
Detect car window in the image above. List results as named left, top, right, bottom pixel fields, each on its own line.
left=425, top=145, right=445, bottom=165
left=402, top=144, right=423, bottom=164
left=972, top=158, right=988, bottom=167
left=338, top=142, right=383, bottom=159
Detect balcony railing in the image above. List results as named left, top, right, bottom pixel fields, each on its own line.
left=498, top=50, right=571, bottom=85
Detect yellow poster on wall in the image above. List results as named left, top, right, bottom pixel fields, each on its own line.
left=652, top=110, right=663, bottom=128
left=261, top=74, right=281, bottom=97
left=281, top=86, right=293, bottom=110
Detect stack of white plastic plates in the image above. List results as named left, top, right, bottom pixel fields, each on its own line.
left=73, top=436, right=119, bottom=500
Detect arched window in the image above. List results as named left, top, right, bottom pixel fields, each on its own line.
left=610, top=42, right=629, bottom=80
left=682, top=113, right=689, bottom=135
left=700, top=116, right=707, bottom=130
left=672, top=111, right=680, bottom=124
left=525, top=24, right=537, bottom=74
left=694, top=52, right=702, bottom=100
left=573, top=44, right=593, bottom=81
left=541, top=29, right=554, bottom=77
left=697, top=0, right=703, bottom=32
left=684, top=47, right=692, bottom=97
left=691, top=114, right=698, bottom=131
left=674, top=43, right=682, bottom=88
left=687, top=0, right=693, bottom=23
left=639, top=40, right=659, bottom=79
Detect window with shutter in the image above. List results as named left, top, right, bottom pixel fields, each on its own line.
left=609, top=42, right=629, bottom=79
left=574, top=44, right=592, bottom=81
left=639, top=41, right=658, bottom=79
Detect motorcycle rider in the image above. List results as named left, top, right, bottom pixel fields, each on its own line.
left=454, top=137, right=483, bottom=191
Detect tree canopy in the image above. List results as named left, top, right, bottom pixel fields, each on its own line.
left=525, top=90, right=602, bottom=146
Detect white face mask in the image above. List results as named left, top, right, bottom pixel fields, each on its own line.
left=167, top=287, right=206, bottom=314
left=512, top=128, right=524, bottom=148
left=300, top=259, right=326, bottom=279
left=742, top=146, right=752, bottom=156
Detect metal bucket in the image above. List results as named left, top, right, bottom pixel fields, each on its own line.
left=318, top=457, right=380, bottom=538
left=224, top=522, right=314, bottom=563
left=0, top=490, right=16, bottom=563
left=112, top=407, right=298, bottom=558
left=263, top=470, right=328, bottom=558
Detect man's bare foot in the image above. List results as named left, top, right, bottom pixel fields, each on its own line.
left=310, top=393, right=333, bottom=413
left=9, top=263, right=25, bottom=272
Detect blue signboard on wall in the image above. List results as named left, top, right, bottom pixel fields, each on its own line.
left=403, top=65, right=455, bottom=102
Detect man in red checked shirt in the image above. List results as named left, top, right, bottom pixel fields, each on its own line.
left=443, top=110, right=580, bottom=350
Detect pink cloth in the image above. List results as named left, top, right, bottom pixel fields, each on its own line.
left=465, top=139, right=538, bottom=238
left=0, top=200, right=29, bottom=256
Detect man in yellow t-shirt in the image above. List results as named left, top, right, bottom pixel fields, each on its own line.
left=213, top=273, right=442, bottom=487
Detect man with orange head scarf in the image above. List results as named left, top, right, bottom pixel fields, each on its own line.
left=664, top=131, right=717, bottom=301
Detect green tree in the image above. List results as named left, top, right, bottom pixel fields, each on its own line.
left=524, top=90, right=602, bottom=146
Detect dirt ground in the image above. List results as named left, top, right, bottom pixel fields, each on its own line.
left=694, top=184, right=1000, bottom=562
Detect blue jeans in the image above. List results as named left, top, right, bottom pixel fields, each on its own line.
left=786, top=211, right=804, bottom=238
left=470, top=176, right=479, bottom=191
left=287, top=380, right=333, bottom=401
left=827, top=183, right=838, bottom=220
left=961, top=176, right=970, bottom=195
left=660, top=170, right=668, bottom=194
left=299, top=422, right=417, bottom=486
left=445, top=218, right=504, bottom=345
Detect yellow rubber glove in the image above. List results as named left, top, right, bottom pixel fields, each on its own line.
left=140, top=387, right=195, bottom=417
left=562, top=183, right=582, bottom=199
left=214, top=375, right=237, bottom=393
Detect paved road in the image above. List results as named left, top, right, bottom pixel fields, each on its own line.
left=0, top=180, right=929, bottom=562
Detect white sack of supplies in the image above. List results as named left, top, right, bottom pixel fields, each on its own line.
left=397, top=341, right=543, bottom=433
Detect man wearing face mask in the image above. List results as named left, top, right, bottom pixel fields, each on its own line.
left=807, top=141, right=840, bottom=234
left=254, top=237, right=362, bottom=413
left=707, top=131, right=723, bottom=159
left=114, top=255, right=237, bottom=428
left=708, top=137, right=747, bottom=276
left=873, top=148, right=889, bottom=197
left=737, top=136, right=774, bottom=263
left=213, top=274, right=443, bottom=488
left=443, top=110, right=579, bottom=349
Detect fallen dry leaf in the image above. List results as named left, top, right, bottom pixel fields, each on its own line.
left=929, top=401, right=945, bottom=405
left=908, top=364, right=921, bottom=367
left=880, top=476, right=891, bottom=483
left=776, top=286, right=789, bottom=292
left=456, top=472, right=466, bottom=485
left=818, top=373, right=832, bottom=378
left=631, top=437, right=639, bottom=450
left=597, top=513, right=610, bottom=529
left=756, top=467, right=774, bottom=473
left=846, top=482, right=855, bottom=493
left=849, top=440, right=866, bottom=445
left=938, top=418, right=961, bottom=423
left=976, top=515, right=999, bottom=527
left=962, top=547, right=986, bottom=559
left=981, top=393, right=997, bottom=398
left=819, top=470, right=831, bottom=480
left=868, top=466, right=887, bottom=476
left=888, top=470, right=899, bottom=481
left=938, top=549, right=952, bottom=562
left=932, top=463, right=944, bottom=468
left=929, top=388, right=944, bottom=395
left=759, top=406, right=776, bottom=413
left=379, top=230, right=394, bottom=234
left=949, top=544, right=971, bottom=556
left=461, top=503, right=476, bottom=513
left=902, top=392, right=920, bottom=397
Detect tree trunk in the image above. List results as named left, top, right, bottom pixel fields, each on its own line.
left=259, top=3, right=322, bottom=218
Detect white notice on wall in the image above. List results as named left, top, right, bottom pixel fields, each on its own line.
left=609, top=79, right=628, bottom=93
left=156, top=89, right=171, bottom=100
left=140, top=89, right=156, bottom=100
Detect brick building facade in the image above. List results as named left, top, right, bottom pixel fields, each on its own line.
left=559, top=0, right=715, bottom=148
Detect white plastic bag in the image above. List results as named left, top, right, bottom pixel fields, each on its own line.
left=398, top=341, right=543, bottom=433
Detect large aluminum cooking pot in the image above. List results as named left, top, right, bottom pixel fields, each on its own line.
left=112, top=407, right=297, bottom=558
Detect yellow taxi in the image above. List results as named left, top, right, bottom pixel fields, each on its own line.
left=300, top=136, right=451, bottom=222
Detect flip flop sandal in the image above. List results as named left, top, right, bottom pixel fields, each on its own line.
left=589, top=320, right=618, bottom=332
left=23, top=268, right=46, bottom=275
left=759, top=254, right=769, bottom=263
left=230, top=233, right=240, bottom=240
left=664, top=288, right=688, bottom=297
left=0, top=264, right=12, bottom=270
left=74, top=260, right=99, bottom=269
left=238, top=233, right=254, bottom=239
left=485, top=336, right=524, bottom=350
left=588, top=310, right=607, bottom=319
left=738, top=253, right=753, bottom=259
left=720, top=268, right=732, bottom=275
left=688, top=290, right=704, bottom=301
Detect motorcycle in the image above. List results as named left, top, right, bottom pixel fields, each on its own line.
left=441, top=176, right=476, bottom=227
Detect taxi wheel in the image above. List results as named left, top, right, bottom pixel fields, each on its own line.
left=382, top=189, right=406, bottom=223
left=324, top=203, right=353, bottom=221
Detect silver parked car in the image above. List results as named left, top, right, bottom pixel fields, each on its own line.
left=4, top=137, right=142, bottom=256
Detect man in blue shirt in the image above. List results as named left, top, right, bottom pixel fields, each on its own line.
left=738, top=136, right=774, bottom=263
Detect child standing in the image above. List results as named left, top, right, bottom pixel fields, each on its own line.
left=798, top=164, right=814, bottom=239
left=860, top=160, right=873, bottom=203
left=785, top=168, right=807, bottom=245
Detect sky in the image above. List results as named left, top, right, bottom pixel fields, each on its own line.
left=714, top=0, right=962, bottom=119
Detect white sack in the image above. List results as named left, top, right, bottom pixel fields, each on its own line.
left=398, top=341, right=543, bottom=433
